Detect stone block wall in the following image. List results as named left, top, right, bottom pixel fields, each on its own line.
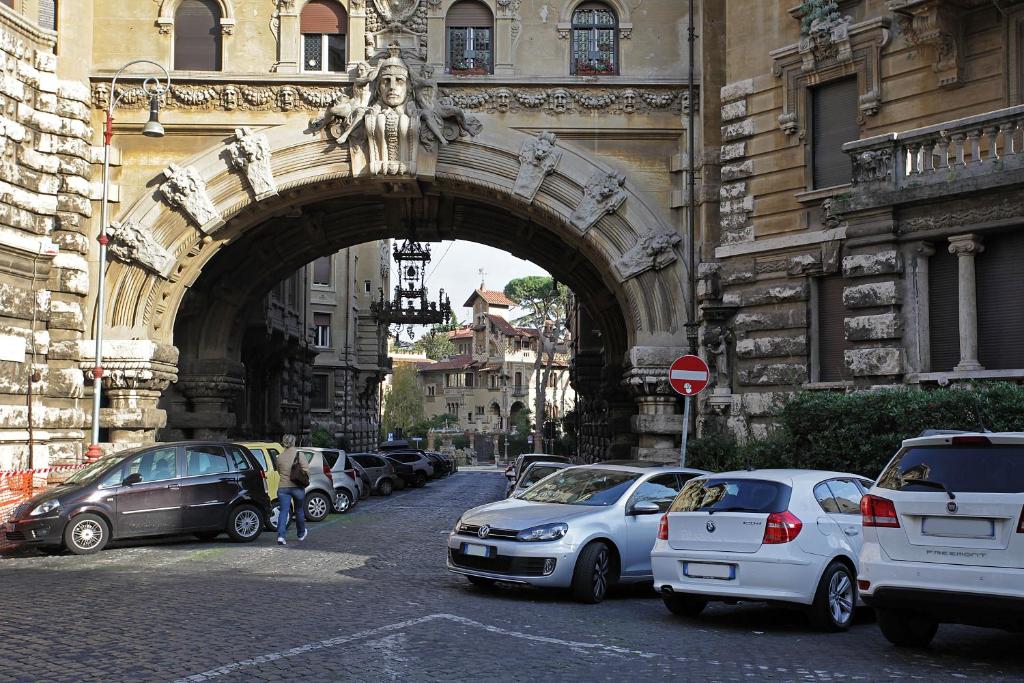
left=0, top=7, right=91, bottom=470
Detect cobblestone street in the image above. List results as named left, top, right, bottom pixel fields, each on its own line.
left=1, top=471, right=1023, bottom=682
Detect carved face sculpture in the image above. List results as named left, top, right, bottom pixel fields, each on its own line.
left=550, top=89, right=570, bottom=113
left=493, top=88, right=511, bottom=113
left=279, top=86, right=295, bottom=111
left=378, top=67, right=409, bottom=108
left=621, top=88, right=638, bottom=114
left=222, top=85, right=238, bottom=110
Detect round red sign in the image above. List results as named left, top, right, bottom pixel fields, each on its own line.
left=668, top=355, right=710, bottom=396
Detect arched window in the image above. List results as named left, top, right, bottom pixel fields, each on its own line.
left=301, top=0, right=347, bottom=73
left=446, top=0, right=493, bottom=75
left=174, top=0, right=222, bottom=71
left=571, top=2, right=617, bottom=76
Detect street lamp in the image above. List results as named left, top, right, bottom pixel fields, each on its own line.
left=500, top=371, right=510, bottom=463
left=85, top=61, right=171, bottom=461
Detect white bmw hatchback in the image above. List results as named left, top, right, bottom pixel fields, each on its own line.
left=651, top=469, right=873, bottom=631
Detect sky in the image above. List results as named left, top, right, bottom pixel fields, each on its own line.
left=388, top=240, right=549, bottom=340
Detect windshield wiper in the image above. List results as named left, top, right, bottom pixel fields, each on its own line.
left=899, top=477, right=955, bottom=500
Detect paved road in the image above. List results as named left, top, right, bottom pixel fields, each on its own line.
left=1, top=472, right=1022, bottom=682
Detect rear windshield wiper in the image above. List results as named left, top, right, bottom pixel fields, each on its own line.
left=706, top=506, right=754, bottom=515
left=899, top=477, right=956, bottom=500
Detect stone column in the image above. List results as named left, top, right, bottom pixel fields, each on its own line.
left=494, top=6, right=514, bottom=76
left=622, top=346, right=688, bottom=462
left=348, top=0, right=367, bottom=69
left=103, top=372, right=171, bottom=445
left=948, top=234, right=984, bottom=372
left=275, top=2, right=300, bottom=73
left=175, top=360, right=246, bottom=439
left=906, top=243, right=935, bottom=374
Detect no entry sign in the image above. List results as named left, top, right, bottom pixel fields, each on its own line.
left=669, top=355, right=710, bottom=396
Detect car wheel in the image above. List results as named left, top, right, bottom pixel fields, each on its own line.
left=414, top=472, right=427, bottom=488
left=876, top=608, right=939, bottom=647
left=333, top=489, right=353, bottom=514
left=306, top=491, right=332, bottom=521
left=194, top=531, right=220, bottom=541
left=571, top=541, right=614, bottom=604
left=63, top=513, right=109, bottom=555
left=377, top=479, right=393, bottom=496
left=267, top=502, right=281, bottom=531
left=467, top=575, right=496, bottom=588
left=226, top=505, right=263, bottom=542
left=809, top=561, right=857, bottom=632
left=662, top=592, right=707, bottom=618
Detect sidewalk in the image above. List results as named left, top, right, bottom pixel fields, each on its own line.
left=458, top=464, right=506, bottom=472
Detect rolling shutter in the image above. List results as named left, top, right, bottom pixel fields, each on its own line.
left=818, top=274, right=851, bottom=382
left=174, top=0, right=222, bottom=71
left=812, top=78, right=859, bottom=189
left=446, top=0, right=492, bottom=27
left=301, top=0, right=346, bottom=34
left=977, top=231, right=1024, bottom=369
left=928, top=246, right=960, bottom=372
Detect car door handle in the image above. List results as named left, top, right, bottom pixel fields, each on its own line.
left=166, top=483, right=180, bottom=490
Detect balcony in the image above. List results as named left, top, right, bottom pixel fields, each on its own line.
left=511, top=387, right=528, bottom=397
left=839, top=105, right=1024, bottom=212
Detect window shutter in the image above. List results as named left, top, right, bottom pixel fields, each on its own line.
left=39, top=0, right=56, bottom=31
left=928, top=246, right=960, bottom=372
left=811, top=78, right=858, bottom=189
left=314, top=312, right=331, bottom=327
left=313, top=256, right=331, bottom=285
left=301, top=0, right=346, bottom=34
left=175, top=0, right=222, bottom=71
left=446, top=0, right=492, bottom=27
left=977, top=232, right=1024, bottom=369
left=818, top=274, right=851, bottom=382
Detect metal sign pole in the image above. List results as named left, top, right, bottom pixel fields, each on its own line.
left=679, top=395, right=691, bottom=468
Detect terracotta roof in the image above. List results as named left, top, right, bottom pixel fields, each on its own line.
left=449, top=327, right=473, bottom=340
left=463, top=288, right=516, bottom=308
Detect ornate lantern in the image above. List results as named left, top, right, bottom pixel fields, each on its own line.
left=372, top=239, right=452, bottom=327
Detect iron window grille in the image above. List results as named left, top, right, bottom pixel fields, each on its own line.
left=447, top=27, right=493, bottom=75
left=571, top=4, right=618, bottom=76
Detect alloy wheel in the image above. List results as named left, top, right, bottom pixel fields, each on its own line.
left=72, top=519, right=103, bottom=550
left=828, top=570, right=854, bottom=626
left=592, top=549, right=609, bottom=600
left=335, top=491, right=351, bottom=513
left=234, top=509, right=260, bottom=538
left=308, top=494, right=330, bottom=519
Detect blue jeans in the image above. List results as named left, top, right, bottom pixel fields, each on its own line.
left=277, top=487, right=306, bottom=539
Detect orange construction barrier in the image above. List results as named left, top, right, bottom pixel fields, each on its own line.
left=0, top=466, right=84, bottom=551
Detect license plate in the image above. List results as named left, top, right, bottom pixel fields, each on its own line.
left=683, top=562, right=735, bottom=580
left=921, top=516, right=995, bottom=539
left=462, top=543, right=490, bottom=557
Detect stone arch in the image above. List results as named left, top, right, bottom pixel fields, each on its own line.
left=98, top=118, right=686, bottom=459
left=556, top=0, right=633, bottom=39
left=157, top=0, right=236, bottom=36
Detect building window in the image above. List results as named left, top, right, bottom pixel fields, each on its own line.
left=464, top=372, right=474, bottom=387
left=39, top=0, right=56, bottom=30
left=476, top=405, right=484, bottom=416
left=427, top=384, right=436, bottom=396
left=489, top=374, right=496, bottom=389
left=174, top=0, right=222, bottom=71
left=363, top=280, right=371, bottom=293
left=810, top=78, right=858, bottom=189
left=301, top=0, right=347, bottom=72
left=977, top=231, right=1024, bottom=369
left=446, top=0, right=493, bottom=75
left=514, top=371, right=522, bottom=387
left=311, top=374, right=329, bottom=410
left=928, top=246, right=960, bottom=372
left=313, top=256, right=332, bottom=286
left=817, top=274, right=851, bottom=382
left=571, top=2, right=618, bottom=76
left=314, top=312, right=331, bottom=348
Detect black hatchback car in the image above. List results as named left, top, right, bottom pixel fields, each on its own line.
left=2, top=442, right=271, bottom=555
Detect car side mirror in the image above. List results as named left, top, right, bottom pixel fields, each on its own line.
left=629, top=501, right=661, bottom=516
left=122, top=472, right=143, bottom=487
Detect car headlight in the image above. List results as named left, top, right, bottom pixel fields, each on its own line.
left=30, top=499, right=61, bottom=516
left=516, top=522, right=568, bottom=542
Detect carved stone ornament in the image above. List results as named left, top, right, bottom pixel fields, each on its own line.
left=614, top=225, right=681, bottom=280
left=851, top=148, right=893, bottom=183
left=513, top=131, right=562, bottom=203
left=570, top=170, right=627, bottom=234
left=309, top=43, right=482, bottom=177
left=105, top=219, right=173, bottom=277
left=890, top=0, right=963, bottom=89
left=229, top=127, right=277, bottom=200
left=372, top=0, right=420, bottom=23
left=159, top=163, right=224, bottom=233
left=797, top=1, right=853, bottom=71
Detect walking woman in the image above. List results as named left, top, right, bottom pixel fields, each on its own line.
left=275, top=434, right=310, bottom=546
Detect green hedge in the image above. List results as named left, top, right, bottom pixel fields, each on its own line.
left=686, top=383, right=1024, bottom=478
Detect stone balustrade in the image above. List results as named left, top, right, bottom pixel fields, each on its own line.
left=840, top=104, right=1024, bottom=210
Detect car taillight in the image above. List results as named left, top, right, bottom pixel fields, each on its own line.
left=763, top=511, right=802, bottom=544
left=258, top=467, right=266, bottom=480
left=952, top=435, right=990, bottom=446
left=861, top=494, right=900, bottom=528
left=323, top=464, right=333, bottom=481
left=657, top=514, right=669, bottom=540
left=1017, top=507, right=1024, bottom=534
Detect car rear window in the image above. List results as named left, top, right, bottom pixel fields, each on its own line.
left=322, top=451, right=340, bottom=468
left=877, top=445, right=1024, bottom=494
left=669, top=478, right=792, bottom=514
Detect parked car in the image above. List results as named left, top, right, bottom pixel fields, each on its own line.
left=383, top=455, right=419, bottom=490
left=348, top=453, right=398, bottom=495
left=504, top=454, right=572, bottom=489
left=351, top=460, right=373, bottom=500
left=267, top=447, right=339, bottom=530
left=859, top=431, right=1024, bottom=647
left=652, top=470, right=873, bottom=631
left=236, top=441, right=284, bottom=500
left=448, top=464, right=707, bottom=603
left=2, top=442, right=270, bottom=555
left=507, top=461, right=571, bottom=498
left=432, top=451, right=458, bottom=474
left=387, top=451, right=433, bottom=486
left=423, top=451, right=450, bottom=478
left=320, top=449, right=366, bottom=509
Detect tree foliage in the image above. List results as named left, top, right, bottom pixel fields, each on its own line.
left=380, top=364, right=425, bottom=438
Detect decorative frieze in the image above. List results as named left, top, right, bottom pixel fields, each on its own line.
left=228, top=127, right=277, bottom=200
left=159, top=164, right=223, bottom=233
left=105, top=220, right=173, bottom=277
left=570, top=170, right=627, bottom=234
left=513, top=131, right=561, bottom=203
left=613, top=225, right=682, bottom=281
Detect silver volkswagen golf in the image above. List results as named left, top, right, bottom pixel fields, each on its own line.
left=447, top=463, right=708, bottom=603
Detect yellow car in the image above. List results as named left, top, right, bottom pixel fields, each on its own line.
left=237, top=441, right=284, bottom=501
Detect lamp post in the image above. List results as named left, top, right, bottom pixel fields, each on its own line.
left=85, top=61, right=171, bottom=461
left=500, top=371, right=510, bottom=463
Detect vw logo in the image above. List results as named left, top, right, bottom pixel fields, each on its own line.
left=706, top=521, right=716, bottom=533
left=947, top=501, right=958, bottom=513
left=478, top=525, right=491, bottom=539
